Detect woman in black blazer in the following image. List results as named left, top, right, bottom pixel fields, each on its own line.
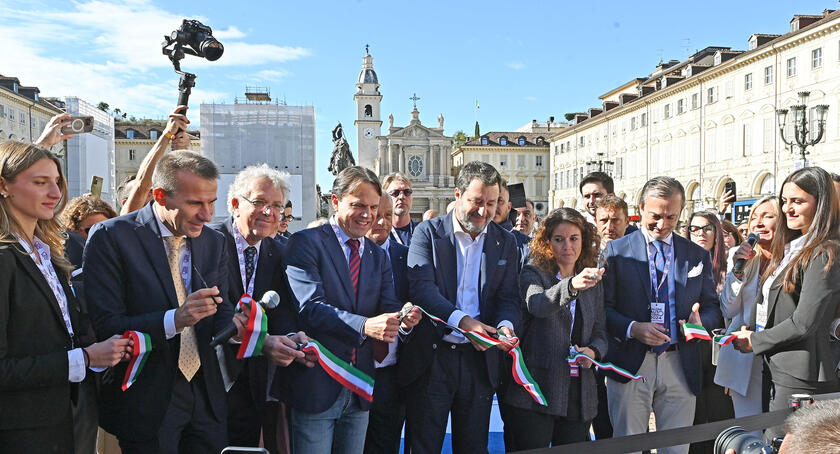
left=501, top=208, right=608, bottom=450
left=733, top=166, right=840, bottom=441
left=0, top=139, right=130, bottom=453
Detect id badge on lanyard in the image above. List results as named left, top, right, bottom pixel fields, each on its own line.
left=755, top=301, right=768, bottom=332
left=569, top=298, right=579, bottom=377
left=648, top=244, right=670, bottom=331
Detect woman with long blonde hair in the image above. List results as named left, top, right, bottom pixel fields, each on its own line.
left=0, top=140, right=130, bottom=453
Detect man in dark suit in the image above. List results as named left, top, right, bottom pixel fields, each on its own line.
left=363, top=192, right=416, bottom=454
left=404, top=161, right=521, bottom=454
left=272, top=166, right=419, bottom=454
left=85, top=151, right=243, bottom=454
left=602, top=176, right=722, bottom=454
left=209, top=164, right=311, bottom=449
left=493, top=180, right=530, bottom=269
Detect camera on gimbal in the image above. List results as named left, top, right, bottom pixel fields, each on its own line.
left=162, top=19, right=224, bottom=67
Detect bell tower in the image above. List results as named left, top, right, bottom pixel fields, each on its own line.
left=354, top=45, right=382, bottom=170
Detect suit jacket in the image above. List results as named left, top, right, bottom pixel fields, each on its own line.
left=503, top=264, right=608, bottom=420
left=602, top=229, right=722, bottom=395
left=510, top=228, right=531, bottom=270
left=750, top=248, right=840, bottom=387
left=84, top=203, right=233, bottom=441
left=209, top=219, right=297, bottom=407
left=0, top=243, right=82, bottom=432
left=271, top=222, right=402, bottom=413
left=401, top=212, right=521, bottom=387
left=387, top=241, right=410, bottom=303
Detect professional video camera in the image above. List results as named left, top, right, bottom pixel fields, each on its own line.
left=161, top=19, right=224, bottom=121
left=714, top=394, right=814, bottom=454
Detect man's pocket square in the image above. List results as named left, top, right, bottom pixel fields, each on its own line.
left=687, top=262, right=704, bottom=278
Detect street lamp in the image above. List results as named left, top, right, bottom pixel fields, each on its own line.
left=586, top=152, right=615, bottom=176
left=776, top=91, right=829, bottom=165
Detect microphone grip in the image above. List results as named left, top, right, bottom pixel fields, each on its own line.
left=732, top=233, right=759, bottom=275
left=210, top=323, right=238, bottom=347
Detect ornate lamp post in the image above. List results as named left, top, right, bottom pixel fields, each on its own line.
left=585, top=152, right=615, bottom=176
left=776, top=91, right=829, bottom=166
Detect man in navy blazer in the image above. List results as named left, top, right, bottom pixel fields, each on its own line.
left=209, top=164, right=310, bottom=449
left=85, top=151, right=241, bottom=453
left=272, top=166, right=419, bottom=454
left=602, top=176, right=722, bottom=454
left=404, top=161, right=521, bottom=454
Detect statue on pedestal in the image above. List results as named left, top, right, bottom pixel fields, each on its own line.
left=328, top=122, right=355, bottom=176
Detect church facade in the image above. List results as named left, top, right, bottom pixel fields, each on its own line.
left=354, top=48, right=455, bottom=217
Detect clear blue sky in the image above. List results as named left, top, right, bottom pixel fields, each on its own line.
left=1, top=0, right=834, bottom=189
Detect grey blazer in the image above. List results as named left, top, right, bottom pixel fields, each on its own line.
left=750, top=248, right=840, bottom=387
left=502, top=264, right=609, bottom=420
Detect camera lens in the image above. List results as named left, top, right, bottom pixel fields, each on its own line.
left=71, top=119, right=85, bottom=132
left=201, top=39, right=223, bottom=61
left=714, top=426, right=774, bottom=454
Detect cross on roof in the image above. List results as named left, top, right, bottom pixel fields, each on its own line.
left=409, top=93, right=420, bottom=108
left=365, top=44, right=370, bottom=55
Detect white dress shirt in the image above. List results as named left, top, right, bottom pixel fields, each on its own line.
left=626, top=228, right=676, bottom=340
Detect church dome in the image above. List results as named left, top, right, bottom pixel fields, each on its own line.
left=358, top=68, right=378, bottom=84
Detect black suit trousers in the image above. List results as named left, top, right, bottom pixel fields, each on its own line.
left=364, top=365, right=406, bottom=454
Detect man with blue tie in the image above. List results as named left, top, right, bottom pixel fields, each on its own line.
left=273, top=166, right=420, bottom=454
left=602, top=176, right=722, bottom=454
left=405, top=161, right=521, bottom=454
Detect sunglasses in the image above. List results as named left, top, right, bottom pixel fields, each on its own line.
left=389, top=188, right=413, bottom=197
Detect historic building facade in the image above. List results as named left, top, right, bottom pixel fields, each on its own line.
left=452, top=132, right=551, bottom=216
left=549, top=10, right=840, bottom=217
left=115, top=123, right=200, bottom=193
left=0, top=74, right=62, bottom=148
left=354, top=49, right=454, bottom=217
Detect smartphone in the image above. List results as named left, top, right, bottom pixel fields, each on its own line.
left=60, top=116, right=94, bottom=135
left=90, top=176, right=103, bottom=198
left=724, top=181, right=737, bottom=203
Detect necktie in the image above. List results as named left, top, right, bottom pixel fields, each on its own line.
left=164, top=236, right=201, bottom=381
left=347, top=239, right=389, bottom=363
left=244, top=246, right=257, bottom=289
left=651, top=240, right=671, bottom=355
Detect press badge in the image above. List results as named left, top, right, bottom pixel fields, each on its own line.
left=755, top=302, right=768, bottom=332
left=651, top=302, right=666, bottom=327
left=569, top=346, right=579, bottom=377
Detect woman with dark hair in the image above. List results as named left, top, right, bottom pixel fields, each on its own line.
left=686, top=211, right=734, bottom=453
left=502, top=208, right=608, bottom=449
left=0, top=139, right=131, bottom=453
left=720, top=220, right=743, bottom=254
left=733, top=166, right=840, bottom=440
left=715, top=196, right=779, bottom=436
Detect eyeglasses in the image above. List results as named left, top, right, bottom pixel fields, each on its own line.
left=241, top=196, right=285, bottom=214
left=688, top=225, right=715, bottom=235
left=389, top=188, right=413, bottom=197
left=279, top=214, right=294, bottom=222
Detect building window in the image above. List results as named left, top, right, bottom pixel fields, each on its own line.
left=535, top=177, right=545, bottom=197
left=664, top=104, right=671, bottom=119
left=677, top=99, right=684, bottom=115
left=812, top=48, right=823, bottom=69
left=536, top=136, right=545, bottom=145
left=518, top=136, right=526, bottom=146
left=364, top=104, right=372, bottom=117
left=579, top=136, right=585, bottom=147
left=630, top=117, right=637, bottom=130
left=764, top=66, right=774, bottom=84
left=0, top=105, right=4, bottom=118
left=19, top=112, right=25, bottom=124
left=499, top=155, right=507, bottom=166
left=692, top=93, right=699, bottom=110
left=480, top=136, right=488, bottom=145
left=560, top=143, right=565, bottom=153
left=500, top=137, right=508, bottom=146
left=149, top=130, right=158, bottom=140
left=744, top=73, right=752, bottom=91
left=128, top=149, right=136, bottom=161
left=641, top=113, right=647, bottom=127
left=517, top=155, right=525, bottom=168
left=482, top=154, right=490, bottom=162
left=536, top=155, right=543, bottom=166
left=707, top=87, right=717, bottom=104
left=787, top=57, right=796, bottom=77
left=407, top=155, right=423, bottom=177
left=126, top=129, right=135, bottom=139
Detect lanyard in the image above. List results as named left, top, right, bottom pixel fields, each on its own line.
left=391, top=222, right=413, bottom=246
left=647, top=241, right=671, bottom=302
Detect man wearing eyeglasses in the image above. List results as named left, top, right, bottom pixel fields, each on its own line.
left=277, top=201, right=294, bottom=241
left=383, top=173, right=418, bottom=246
left=209, top=164, right=312, bottom=451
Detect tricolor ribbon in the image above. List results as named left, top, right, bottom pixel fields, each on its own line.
left=235, top=294, right=268, bottom=359
left=714, top=334, right=737, bottom=346
left=302, top=339, right=375, bottom=402
left=683, top=323, right=712, bottom=341
left=414, top=306, right=548, bottom=406
left=121, top=330, right=152, bottom=391
left=567, top=352, right=646, bottom=382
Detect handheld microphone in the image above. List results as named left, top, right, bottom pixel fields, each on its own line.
left=732, top=233, right=759, bottom=275
left=210, top=291, right=280, bottom=347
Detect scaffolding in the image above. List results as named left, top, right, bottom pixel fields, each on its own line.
left=244, top=86, right=271, bottom=103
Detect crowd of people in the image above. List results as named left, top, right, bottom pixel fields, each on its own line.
left=2, top=108, right=840, bottom=454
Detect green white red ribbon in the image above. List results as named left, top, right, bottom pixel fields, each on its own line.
left=302, top=339, right=375, bottom=402
left=683, top=323, right=712, bottom=341
left=414, top=306, right=548, bottom=406
left=121, top=330, right=152, bottom=391
left=568, top=352, right=646, bottom=382
left=235, top=294, right=268, bottom=359
left=714, top=334, right=737, bottom=346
